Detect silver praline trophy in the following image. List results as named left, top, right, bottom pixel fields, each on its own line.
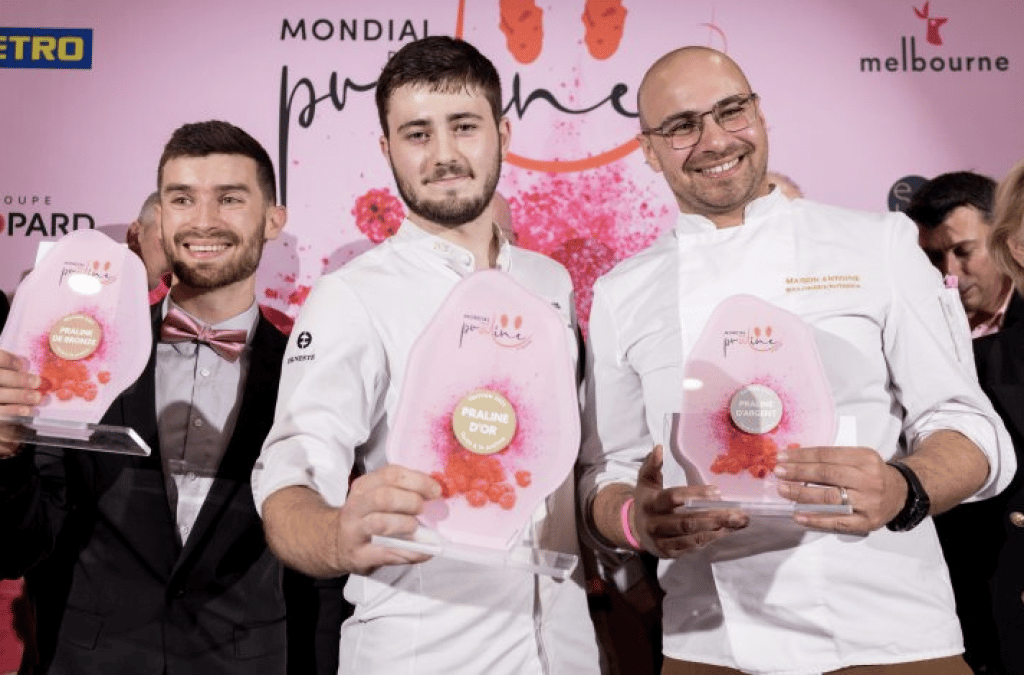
left=669, top=294, right=850, bottom=516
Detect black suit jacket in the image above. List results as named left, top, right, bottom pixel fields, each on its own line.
left=0, top=309, right=309, bottom=675
left=1001, top=290, right=1024, bottom=333
left=935, top=317, right=1024, bottom=675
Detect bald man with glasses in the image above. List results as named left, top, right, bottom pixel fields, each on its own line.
left=580, top=46, right=1015, bottom=675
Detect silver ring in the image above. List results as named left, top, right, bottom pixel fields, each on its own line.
left=838, top=486, right=850, bottom=506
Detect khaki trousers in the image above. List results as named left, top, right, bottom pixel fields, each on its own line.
left=661, top=655, right=972, bottom=675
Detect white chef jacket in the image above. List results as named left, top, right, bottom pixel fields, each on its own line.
left=580, top=190, right=1015, bottom=674
left=253, top=220, right=600, bottom=675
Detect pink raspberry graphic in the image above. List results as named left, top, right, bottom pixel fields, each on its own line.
left=353, top=188, right=405, bottom=243
left=548, top=237, right=616, bottom=332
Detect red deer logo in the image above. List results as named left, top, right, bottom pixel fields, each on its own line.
left=914, top=2, right=948, bottom=46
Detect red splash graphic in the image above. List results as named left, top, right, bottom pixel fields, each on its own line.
left=505, top=164, right=671, bottom=333
left=33, top=328, right=107, bottom=403
left=287, top=285, right=311, bottom=306
left=432, top=452, right=526, bottom=511
left=582, top=0, right=628, bottom=60
left=500, top=0, right=544, bottom=65
left=710, top=433, right=796, bottom=479
left=422, top=378, right=541, bottom=510
left=707, top=378, right=799, bottom=479
left=548, top=238, right=616, bottom=328
left=352, top=188, right=405, bottom=243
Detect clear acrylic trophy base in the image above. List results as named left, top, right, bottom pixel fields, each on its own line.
left=370, top=528, right=577, bottom=580
left=677, top=498, right=853, bottom=517
left=0, top=414, right=152, bottom=456
left=664, top=412, right=854, bottom=518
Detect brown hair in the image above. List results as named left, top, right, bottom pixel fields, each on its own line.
left=375, top=36, right=502, bottom=138
left=157, top=120, right=278, bottom=204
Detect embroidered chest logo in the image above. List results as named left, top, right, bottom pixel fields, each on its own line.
left=785, top=274, right=862, bottom=293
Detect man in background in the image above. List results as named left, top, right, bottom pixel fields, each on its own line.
left=907, top=171, right=1022, bottom=337
left=126, top=191, right=172, bottom=303
left=766, top=170, right=803, bottom=199
left=930, top=159, right=1024, bottom=675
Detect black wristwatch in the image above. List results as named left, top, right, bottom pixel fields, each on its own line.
left=885, top=460, right=931, bottom=532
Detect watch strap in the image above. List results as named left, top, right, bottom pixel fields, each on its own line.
left=885, top=460, right=931, bottom=532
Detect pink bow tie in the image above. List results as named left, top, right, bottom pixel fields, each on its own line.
left=160, top=307, right=247, bottom=362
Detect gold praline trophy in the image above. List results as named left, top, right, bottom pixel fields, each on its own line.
left=372, top=270, right=580, bottom=578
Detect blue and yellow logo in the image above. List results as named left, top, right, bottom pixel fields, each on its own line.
left=0, top=28, right=93, bottom=69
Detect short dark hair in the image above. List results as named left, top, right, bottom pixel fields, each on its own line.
left=157, top=120, right=278, bottom=204
left=375, top=36, right=502, bottom=138
left=905, top=171, right=996, bottom=230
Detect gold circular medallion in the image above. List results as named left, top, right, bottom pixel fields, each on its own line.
left=452, top=389, right=517, bottom=455
left=49, top=313, right=102, bottom=360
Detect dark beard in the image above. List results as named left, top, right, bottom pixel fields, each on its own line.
left=394, top=156, right=501, bottom=228
left=166, top=231, right=264, bottom=290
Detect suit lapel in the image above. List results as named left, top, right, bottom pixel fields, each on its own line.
left=975, top=321, right=1024, bottom=444
left=95, top=308, right=183, bottom=575
left=1001, top=291, right=1024, bottom=332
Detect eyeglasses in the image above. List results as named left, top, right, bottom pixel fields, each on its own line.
left=640, top=93, right=759, bottom=150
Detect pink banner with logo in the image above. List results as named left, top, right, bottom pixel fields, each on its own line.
left=2, top=0, right=1022, bottom=328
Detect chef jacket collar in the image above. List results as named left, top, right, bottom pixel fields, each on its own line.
left=673, top=187, right=789, bottom=236
left=393, top=219, right=512, bottom=276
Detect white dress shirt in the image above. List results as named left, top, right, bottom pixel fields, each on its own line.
left=580, top=190, right=1015, bottom=674
left=253, top=220, right=600, bottom=675
left=156, top=298, right=257, bottom=544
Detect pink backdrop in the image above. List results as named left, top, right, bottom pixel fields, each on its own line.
left=2, top=0, right=1023, bottom=328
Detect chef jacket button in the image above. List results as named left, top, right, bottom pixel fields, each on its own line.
left=1010, top=511, right=1024, bottom=528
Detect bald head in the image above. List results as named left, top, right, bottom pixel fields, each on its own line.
left=637, top=47, right=751, bottom=128
left=635, top=46, right=769, bottom=228
left=128, top=191, right=170, bottom=290
left=137, top=191, right=160, bottom=228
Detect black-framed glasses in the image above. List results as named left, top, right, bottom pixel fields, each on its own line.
left=640, top=93, right=759, bottom=150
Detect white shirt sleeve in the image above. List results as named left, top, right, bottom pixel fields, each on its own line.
left=882, top=214, right=1016, bottom=498
left=578, top=279, right=653, bottom=511
left=252, top=275, right=387, bottom=513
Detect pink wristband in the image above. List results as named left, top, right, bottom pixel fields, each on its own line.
left=621, top=497, right=641, bottom=550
